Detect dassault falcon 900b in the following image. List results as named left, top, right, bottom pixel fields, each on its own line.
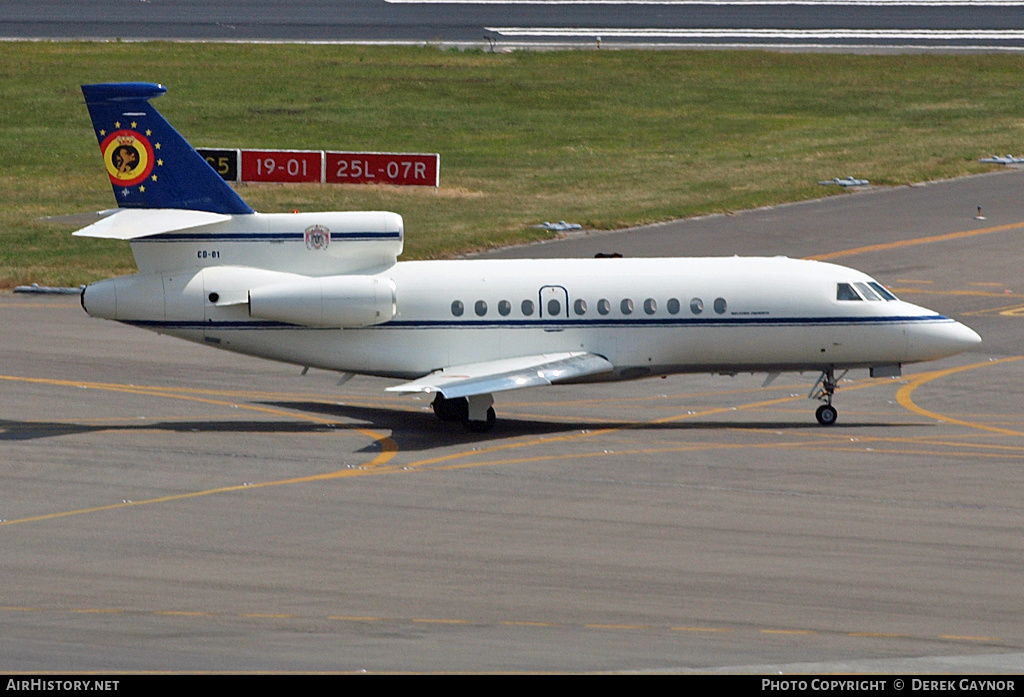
left=75, top=82, right=981, bottom=431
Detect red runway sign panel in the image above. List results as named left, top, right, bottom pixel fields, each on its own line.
left=241, top=150, right=324, bottom=183
left=325, top=152, right=439, bottom=187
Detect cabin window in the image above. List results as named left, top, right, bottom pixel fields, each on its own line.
left=522, top=299, right=535, bottom=316
left=620, top=298, right=634, bottom=315
left=714, top=297, right=727, bottom=314
left=597, top=298, right=611, bottom=315
left=667, top=298, right=680, bottom=315
left=547, top=299, right=562, bottom=317
left=690, top=298, right=704, bottom=315
left=643, top=298, right=657, bottom=315
left=836, top=283, right=862, bottom=301
left=451, top=300, right=464, bottom=316
left=475, top=300, right=488, bottom=316
left=574, top=299, right=587, bottom=315
left=852, top=282, right=883, bottom=301
left=869, top=281, right=898, bottom=301
left=498, top=300, right=512, bottom=316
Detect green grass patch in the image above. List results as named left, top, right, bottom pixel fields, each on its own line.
left=3, top=43, right=1024, bottom=287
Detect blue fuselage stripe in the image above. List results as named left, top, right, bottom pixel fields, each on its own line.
left=136, top=232, right=401, bottom=242
left=124, top=314, right=951, bottom=331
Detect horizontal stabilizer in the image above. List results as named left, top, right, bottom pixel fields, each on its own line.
left=72, top=208, right=232, bottom=240
left=387, top=352, right=613, bottom=399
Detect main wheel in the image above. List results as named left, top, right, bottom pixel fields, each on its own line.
left=463, top=406, right=496, bottom=433
left=815, top=404, right=838, bottom=426
left=432, top=394, right=468, bottom=422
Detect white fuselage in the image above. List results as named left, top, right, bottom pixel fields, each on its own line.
left=81, top=255, right=981, bottom=382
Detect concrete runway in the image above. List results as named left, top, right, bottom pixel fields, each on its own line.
left=2, top=171, right=1024, bottom=672
left=5, top=0, right=1024, bottom=51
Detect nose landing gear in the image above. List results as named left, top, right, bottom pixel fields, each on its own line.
left=809, top=368, right=846, bottom=426
left=815, top=403, right=838, bottom=426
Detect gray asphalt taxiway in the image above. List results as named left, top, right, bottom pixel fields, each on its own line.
left=2, top=171, right=1024, bottom=672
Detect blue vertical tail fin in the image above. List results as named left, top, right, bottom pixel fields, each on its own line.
left=81, top=82, right=254, bottom=215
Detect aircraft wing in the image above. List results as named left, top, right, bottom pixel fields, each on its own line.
left=386, top=351, right=614, bottom=399
left=72, top=208, right=231, bottom=239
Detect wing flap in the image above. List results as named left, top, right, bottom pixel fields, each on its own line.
left=72, top=208, right=232, bottom=240
left=387, top=351, right=613, bottom=399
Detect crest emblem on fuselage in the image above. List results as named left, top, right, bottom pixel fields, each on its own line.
left=100, top=130, right=155, bottom=188
left=305, top=225, right=330, bottom=251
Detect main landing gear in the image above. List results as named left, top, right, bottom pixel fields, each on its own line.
left=432, top=393, right=496, bottom=433
left=809, top=368, right=846, bottom=426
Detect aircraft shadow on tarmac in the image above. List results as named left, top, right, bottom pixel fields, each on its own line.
left=264, top=400, right=927, bottom=453
left=0, top=405, right=925, bottom=449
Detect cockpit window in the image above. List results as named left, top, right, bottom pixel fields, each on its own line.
left=854, top=282, right=882, bottom=301
left=868, top=281, right=898, bottom=301
left=836, top=283, right=862, bottom=301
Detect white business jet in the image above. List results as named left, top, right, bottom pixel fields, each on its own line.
left=75, top=83, right=981, bottom=431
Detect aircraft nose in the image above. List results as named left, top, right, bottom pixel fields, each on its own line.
left=906, top=319, right=981, bottom=362
left=950, top=321, right=983, bottom=351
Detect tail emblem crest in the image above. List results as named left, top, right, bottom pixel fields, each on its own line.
left=100, top=129, right=157, bottom=189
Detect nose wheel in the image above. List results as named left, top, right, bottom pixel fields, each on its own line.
left=815, top=404, right=838, bottom=426
left=809, top=368, right=846, bottom=426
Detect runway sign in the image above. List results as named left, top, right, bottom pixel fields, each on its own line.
left=198, top=148, right=438, bottom=186
left=240, top=149, right=324, bottom=183
left=197, top=148, right=240, bottom=182
left=325, top=152, right=439, bottom=187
